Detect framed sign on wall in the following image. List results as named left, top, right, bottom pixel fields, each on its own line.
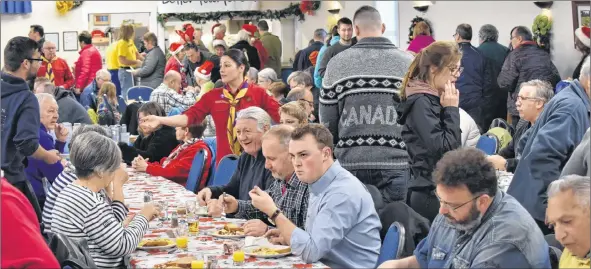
left=63, top=31, right=79, bottom=51
left=92, top=14, right=111, bottom=26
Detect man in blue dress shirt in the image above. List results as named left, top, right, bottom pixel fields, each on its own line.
left=249, top=124, right=382, bottom=268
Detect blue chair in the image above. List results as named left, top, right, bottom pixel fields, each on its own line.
left=117, top=95, right=127, bottom=114
left=476, top=135, right=497, bottom=155
left=126, top=86, right=153, bottom=101
left=209, top=154, right=239, bottom=187
left=204, top=137, right=217, bottom=184
left=168, top=107, right=183, bottom=116
left=376, top=222, right=406, bottom=268
left=185, top=149, right=208, bottom=193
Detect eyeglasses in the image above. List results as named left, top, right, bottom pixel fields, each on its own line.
left=435, top=192, right=482, bottom=212
left=449, top=66, right=464, bottom=74
left=26, top=58, right=43, bottom=62
left=516, top=96, right=544, bottom=102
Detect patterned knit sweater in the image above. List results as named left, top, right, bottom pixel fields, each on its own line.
left=319, top=37, right=413, bottom=170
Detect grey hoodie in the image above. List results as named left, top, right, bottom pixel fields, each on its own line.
left=54, top=87, right=92, bottom=124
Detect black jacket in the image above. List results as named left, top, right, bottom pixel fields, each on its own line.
left=54, top=87, right=92, bottom=124
left=120, top=102, right=141, bottom=135
left=230, top=40, right=261, bottom=70
left=497, top=43, right=560, bottom=116
left=293, top=41, right=323, bottom=71
left=498, top=119, right=531, bottom=173
left=118, top=126, right=178, bottom=164
left=397, top=93, right=461, bottom=191
left=478, top=41, right=509, bottom=124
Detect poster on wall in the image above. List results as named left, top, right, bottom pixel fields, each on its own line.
left=157, top=1, right=259, bottom=14
left=572, top=1, right=590, bottom=30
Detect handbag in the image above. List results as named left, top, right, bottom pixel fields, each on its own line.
left=46, top=232, right=97, bottom=269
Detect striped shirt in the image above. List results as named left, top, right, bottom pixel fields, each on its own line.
left=42, top=165, right=77, bottom=233
left=149, top=83, right=197, bottom=115
left=51, top=184, right=149, bottom=268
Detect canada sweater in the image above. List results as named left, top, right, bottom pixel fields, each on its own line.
left=319, top=37, right=413, bottom=170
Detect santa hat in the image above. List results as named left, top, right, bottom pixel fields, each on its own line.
left=183, top=25, right=195, bottom=42
left=575, top=26, right=590, bottom=48
left=169, top=42, right=184, bottom=55
left=212, top=23, right=223, bottom=35
left=242, top=23, right=258, bottom=37
left=195, top=61, right=214, bottom=81
left=212, top=39, right=227, bottom=49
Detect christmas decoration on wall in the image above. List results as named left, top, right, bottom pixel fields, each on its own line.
left=408, top=16, right=433, bottom=44
left=56, top=1, right=83, bottom=15
left=532, top=13, right=552, bottom=52
left=157, top=3, right=305, bottom=26
left=300, top=1, right=321, bottom=15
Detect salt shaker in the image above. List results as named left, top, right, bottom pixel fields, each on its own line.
left=143, top=191, right=152, bottom=203
left=171, top=212, right=179, bottom=228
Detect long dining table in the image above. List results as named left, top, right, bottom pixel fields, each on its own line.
left=123, top=169, right=328, bottom=269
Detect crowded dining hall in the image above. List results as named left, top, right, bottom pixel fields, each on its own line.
left=1, top=0, right=590, bottom=268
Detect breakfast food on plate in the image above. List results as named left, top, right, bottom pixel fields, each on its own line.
left=139, top=238, right=172, bottom=247
left=176, top=207, right=187, bottom=215
left=154, top=257, right=194, bottom=269
left=215, top=223, right=244, bottom=236
left=250, top=246, right=292, bottom=255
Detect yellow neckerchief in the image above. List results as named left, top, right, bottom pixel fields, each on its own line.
left=222, top=81, right=249, bottom=155
left=41, top=56, right=54, bottom=83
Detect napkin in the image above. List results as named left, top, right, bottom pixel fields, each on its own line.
left=244, top=236, right=274, bottom=247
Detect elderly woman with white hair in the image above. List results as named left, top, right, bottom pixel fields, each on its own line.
left=25, top=93, right=69, bottom=210
left=43, top=125, right=111, bottom=233
left=196, top=106, right=275, bottom=204
left=246, top=67, right=259, bottom=85
left=257, top=67, right=280, bottom=90
left=51, top=131, right=159, bottom=268
left=230, top=29, right=261, bottom=70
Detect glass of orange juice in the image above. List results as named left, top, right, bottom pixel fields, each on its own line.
left=175, top=224, right=189, bottom=250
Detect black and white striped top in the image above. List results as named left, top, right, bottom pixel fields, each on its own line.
left=42, top=167, right=77, bottom=233
left=51, top=183, right=149, bottom=268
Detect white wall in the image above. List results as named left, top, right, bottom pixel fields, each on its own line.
left=0, top=1, right=159, bottom=65
left=398, top=1, right=580, bottom=78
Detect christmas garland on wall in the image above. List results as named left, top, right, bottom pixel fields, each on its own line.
left=532, top=14, right=552, bottom=53
left=56, top=1, right=83, bottom=15
left=157, top=3, right=305, bottom=26
left=408, top=16, right=433, bottom=44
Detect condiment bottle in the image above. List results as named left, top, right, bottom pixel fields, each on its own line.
left=171, top=212, right=179, bottom=228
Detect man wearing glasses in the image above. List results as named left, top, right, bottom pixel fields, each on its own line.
left=286, top=71, right=316, bottom=122
left=36, top=41, right=74, bottom=90
left=378, top=148, right=550, bottom=268
left=1, top=36, right=62, bottom=222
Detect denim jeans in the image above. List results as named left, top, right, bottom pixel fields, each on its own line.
left=349, top=168, right=409, bottom=204
left=109, top=69, right=122, bottom=96
left=118, top=68, right=134, bottom=100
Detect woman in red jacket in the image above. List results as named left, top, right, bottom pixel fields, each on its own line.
left=131, top=123, right=212, bottom=188
left=74, top=31, right=102, bottom=94
left=140, top=49, right=280, bottom=164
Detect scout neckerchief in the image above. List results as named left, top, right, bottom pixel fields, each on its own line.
left=223, top=81, right=249, bottom=155
left=42, top=56, right=54, bottom=83
left=163, top=138, right=200, bottom=167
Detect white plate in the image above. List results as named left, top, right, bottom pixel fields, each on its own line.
left=243, top=245, right=292, bottom=258
left=210, top=231, right=246, bottom=239
left=137, top=239, right=176, bottom=250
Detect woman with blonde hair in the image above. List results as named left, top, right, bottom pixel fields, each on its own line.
left=279, top=101, right=308, bottom=127
left=407, top=21, right=435, bottom=55
left=97, top=81, right=121, bottom=123
left=116, top=23, right=144, bottom=100
left=397, top=41, right=462, bottom=222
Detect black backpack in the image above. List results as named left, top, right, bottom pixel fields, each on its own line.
left=46, top=232, right=97, bottom=269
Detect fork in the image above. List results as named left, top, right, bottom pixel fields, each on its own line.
left=221, top=192, right=227, bottom=220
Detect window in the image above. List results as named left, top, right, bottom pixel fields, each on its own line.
left=376, top=1, right=399, bottom=47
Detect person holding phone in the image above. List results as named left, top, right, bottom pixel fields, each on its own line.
left=397, top=41, right=462, bottom=223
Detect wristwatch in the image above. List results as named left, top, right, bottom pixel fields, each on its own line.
left=268, top=209, right=282, bottom=225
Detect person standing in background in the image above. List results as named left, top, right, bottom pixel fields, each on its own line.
left=105, top=27, right=122, bottom=96
left=258, top=20, right=282, bottom=76
left=406, top=21, right=435, bottom=55
left=74, top=31, right=103, bottom=96
left=37, top=41, right=75, bottom=90
left=116, top=23, right=144, bottom=100
left=293, top=28, right=326, bottom=71
left=28, top=24, right=45, bottom=54
left=573, top=26, right=590, bottom=80
left=242, top=23, right=268, bottom=70
left=132, top=32, right=166, bottom=89
left=317, top=18, right=353, bottom=80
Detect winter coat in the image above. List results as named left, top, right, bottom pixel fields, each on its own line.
left=260, top=32, right=282, bottom=75
left=397, top=88, right=461, bottom=191
left=118, top=125, right=179, bottom=165
left=456, top=42, right=489, bottom=129
left=230, top=40, right=261, bottom=70
left=136, top=46, right=166, bottom=89
left=74, top=44, right=102, bottom=90
left=497, top=42, right=560, bottom=116
left=478, top=41, right=509, bottom=122
left=293, top=41, right=323, bottom=71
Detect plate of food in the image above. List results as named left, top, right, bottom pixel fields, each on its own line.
left=244, top=245, right=292, bottom=258
left=211, top=223, right=245, bottom=239
left=137, top=238, right=176, bottom=250
left=154, top=257, right=194, bottom=269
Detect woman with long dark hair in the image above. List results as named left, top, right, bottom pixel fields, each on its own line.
left=140, top=49, right=280, bottom=164
left=397, top=41, right=463, bottom=222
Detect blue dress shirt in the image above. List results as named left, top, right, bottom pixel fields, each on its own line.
left=290, top=161, right=382, bottom=268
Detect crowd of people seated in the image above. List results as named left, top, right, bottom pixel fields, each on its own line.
left=1, top=4, right=590, bottom=269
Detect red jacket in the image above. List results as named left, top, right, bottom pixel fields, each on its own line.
left=74, top=44, right=103, bottom=89
left=146, top=140, right=212, bottom=189
left=37, top=57, right=74, bottom=90
left=253, top=39, right=268, bottom=69
left=183, top=83, right=280, bottom=164
left=1, top=178, right=60, bottom=269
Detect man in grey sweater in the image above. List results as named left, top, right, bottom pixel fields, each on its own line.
left=319, top=6, right=413, bottom=204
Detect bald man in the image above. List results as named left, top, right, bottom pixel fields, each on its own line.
left=149, top=70, right=198, bottom=115
left=319, top=5, right=414, bottom=204
left=36, top=41, right=74, bottom=90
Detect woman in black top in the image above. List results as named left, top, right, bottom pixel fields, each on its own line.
left=397, top=41, right=463, bottom=222
left=119, top=102, right=178, bottom=164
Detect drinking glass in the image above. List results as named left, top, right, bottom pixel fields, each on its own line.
left=175, top=223, right=189, bottom=250
left=187, top=217, right=199, bottom=236
left=156, top=200, right=169, bottom=221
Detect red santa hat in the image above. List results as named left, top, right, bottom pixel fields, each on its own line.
left=211, top=23, right=222, bottom=35
left=575, top=26, right=590, bottom=48
left=195, top=61, right=214, bottom=81
left=242, top=23, right=258, bottom=37
left=212, top=39, right=227, bottom=49
left=169, top=42, right=184, bottom=55
left=183, top=24, right=195, bottom=42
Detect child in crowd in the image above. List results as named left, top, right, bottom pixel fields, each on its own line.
left=96, top=82, right=121, bottom=124
left=194, top=61, right=216, bottom=137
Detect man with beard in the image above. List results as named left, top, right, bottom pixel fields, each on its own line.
left=378, top=148, right=550, bottom=268
left=1, top=36, right=62, bottom=222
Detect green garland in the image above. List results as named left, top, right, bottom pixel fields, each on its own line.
left=157, top=3, right=305, bottom=26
